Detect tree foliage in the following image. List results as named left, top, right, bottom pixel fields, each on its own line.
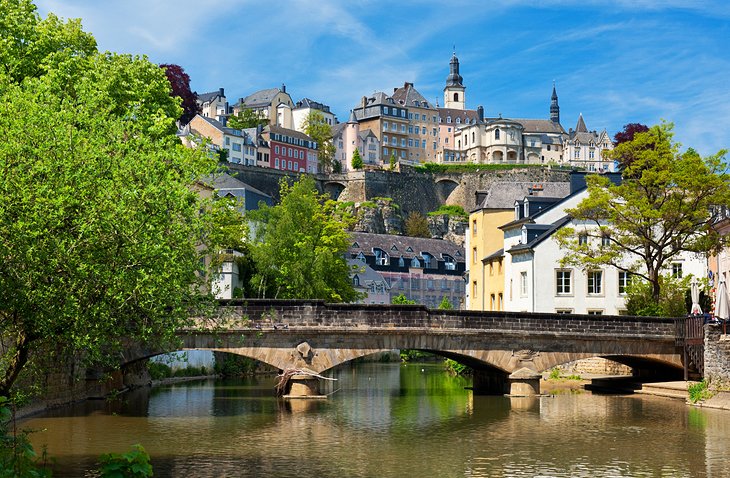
left=625, top=274, right=693, bottom=317
left=247, top=177, right=361, bottom=302
left=556, top=123, right=730, bottom=302
left=437, top=296, right=454, bottom=310
left=227, top=108, right=268, bottom=130
left=351, top=148, right=363, bottom=170
left=613, top=123, right=649, bottom=146
left=405, top=212, right=431, bottom=238
left=301, top=110, right=335, bottom=173
left=0, top=1, right=240, bottom=397
left=391, top=294, right=416, bottom=305
left=160, top=63, right=199, bottom=125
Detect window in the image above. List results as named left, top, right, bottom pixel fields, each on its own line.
left=232, top=143, right=241, bottom=152
left=288, top=161, right=293, bottom=170
left=275, top=158, right=279, bottom=168
left=411, top=257, right=421, bottom=267
left=408, top=126, right=413, bottom=134
left=575, top=149, right=580, bottom=158
left=547, top=144, right=551, bottom=151
left=447, top=116, right=452, bottom=124
left=421, top=114, right=426, bottom=121
left=472, top=281, right=477, bottom=297
left=520, top=271, right=528, bottom=297
left=383, top=121, right=388, bottom=129
left=672, top=263, right=683, bottom=278
left=443, top=255, right=456, bottom=271
left=618, top=271, right=630, bottom=295
left=408, top=139, right=413, bottom=147
left=374, top=248, right=390, bottom=266
left=578, top=234, right=588, bottom=246
left=456, top=117, right=461, bottom=124
left=498, top=293, right=503, bottom=310
left=588, top=270, right=603, bottom=295
left=353, top=275, right=360, bottom=287
left=495, top=128, right=500, bottom=140
left=472, top=247, right=477, bottom=264
left=490, top=294, right=496, bottom=311
left=601, top=234, right=610, bottom=247
left=589, top=150, right=595, bottom=159
left=556, top=270, right=572, bottom=295
left=472, top=220, right=477, bottom=236
left=587, top=310, right=603, bottom=315
left=275, top=145, right=280, bottom=154
left=398, top=257, right=405, bottom=267
left=556, top=309, right=572, bottom=314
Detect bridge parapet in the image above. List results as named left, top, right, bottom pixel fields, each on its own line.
left=218, top=299, right=676, bottom=339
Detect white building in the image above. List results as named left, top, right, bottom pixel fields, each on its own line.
left=292, top=98, right=337, bottom=133
left=501, top=174, right=705, bottom=314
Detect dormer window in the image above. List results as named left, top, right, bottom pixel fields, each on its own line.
left=443, top=254, right=456, bottom=271
left=421, top=252, right=433, bottom=269
left=373, top=248, right=390, bottom=266
left=411, top=257, right=421, bottom=268
left=521, top=226, right=528, bottom=244
left=356, top=252, right=366, bottom=263
left=353, top=275, right=360, bottom=287
left=523, top=200, right=529, bottom=218
left=514, top=201, right=520, bottom=219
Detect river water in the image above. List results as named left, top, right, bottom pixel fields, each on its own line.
left=23, top=362, right=730, bottom=477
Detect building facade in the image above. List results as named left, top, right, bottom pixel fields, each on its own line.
left=232, top=85, right=294, bottom=129
left=391, top=82, right=440, bottom=163
left=349, top=232, right=466, bottom=308
left=263, top=124, right=318, bottom=173
left=187, top=115, right=257, bottom=166
left=292, top=98, right=338, bottom=133
left=352, top=92, right=409, bottom=163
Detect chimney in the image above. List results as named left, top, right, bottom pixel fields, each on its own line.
left=219, top=87, right=224, bottom=97
left=281, top=83, right=286, bottom=93
left=394, top=87, right=398, bottom=93
left=361, top=96, right=367, bottom=110
left=477, top=105, right=484, bottom=122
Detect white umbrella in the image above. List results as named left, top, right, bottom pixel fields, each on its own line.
left=690, top=277, right=702, bottom=315
left=714, top=276, right=729, bottom=322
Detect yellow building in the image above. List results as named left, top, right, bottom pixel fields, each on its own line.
left=467, top=182, right=571, bottom=311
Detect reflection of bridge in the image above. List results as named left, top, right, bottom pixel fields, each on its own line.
left=123, top=300, right=685, bottom=396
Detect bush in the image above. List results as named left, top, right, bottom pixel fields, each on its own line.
left=688, top=380, right=714, bottom=403
left=0, top=397, right=51, bottom=478
left=428, top=205, right=467, bottom=219
left=98, top=444, right=153, bottom=478
left=626, top=274, right=694, bottom=317
left=147, top=362, right=173, bottom=380
left=399, top=350, right=432, bottom=362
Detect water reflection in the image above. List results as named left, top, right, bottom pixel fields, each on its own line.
left=22, top=362, right=730, bottom=477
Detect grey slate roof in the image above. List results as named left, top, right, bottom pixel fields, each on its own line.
left=294, top=98, right=331, bottom=113
left=268, top=124, right=316, bottom=143
left=575, top=114, right=588, bottom=133
left=348, top=259, right=389, bottom=288
left=331, top=123, right=346, bottom=139
left=482, top=248, right=504, bottom=262
left=197, top=89, right=224, bottom=104
left=349, top=232, right=464, bottom=261
left=236, top=88, right=281, bottom=108
left=507, top=216, right=572, bottom=254
left=202, top=173, right=271, bottom=199
left=438, top=108, right=478, bottom=124
left=473, top=182, right=571, bottom=211
left=391, top=82, right=435, bottom=109
left=514, top=119, right=566, bottom=134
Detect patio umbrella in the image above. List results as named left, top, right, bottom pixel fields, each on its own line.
left=714, top=277, right=730, bottom=329
left=690, top=277, right=702, bottom=315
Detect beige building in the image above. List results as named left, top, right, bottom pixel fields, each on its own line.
left=232, top=85, right=294, bottom=130
left=391, top=82, right=440, bottom=163
left=352, top=92, right=409, bottom=163
left=466, top=182, right=571, bottom=311
left=196, top=88, right=227, bottom=121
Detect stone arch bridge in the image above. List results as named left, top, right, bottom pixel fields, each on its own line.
left=123, top=300, right=685, bottom=396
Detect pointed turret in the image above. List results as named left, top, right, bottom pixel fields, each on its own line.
left=347, top=109, right=358, bottom=124
left=550, top=82, right=560, bottom=124
left=575, top=114, right=588, bottom=133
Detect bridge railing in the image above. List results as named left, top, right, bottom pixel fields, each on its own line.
left=675, top=315, right=707, bottom=379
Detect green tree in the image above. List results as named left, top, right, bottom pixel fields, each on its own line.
left=391, top=294, right=416, bottom=305
left=301, top=110, right=335, bottom=173
left=247, top=177, right=361, bottom=302
left=332, top=159, right=343, bottom=174
left=405, top=212, right=431, bottom=238
left=437, top=296, right=454, bottom=310
left=0, top=1, right=241, bottom=397
left=389, top=152, right=397, bottom=171
left=556, top=123, right=729, bottom=302
left=351, top=148, right=364, bottom=170
left=228, top=108, right=268, bottom=129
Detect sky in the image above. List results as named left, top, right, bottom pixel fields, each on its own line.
left=36, top=0, right=730, bottom=156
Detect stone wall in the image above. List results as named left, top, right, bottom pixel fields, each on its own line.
left=704, top=325, right=730, bottom=385
left=224, top=163, right=572, bottom=216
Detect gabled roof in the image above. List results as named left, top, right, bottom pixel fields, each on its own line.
left=513, top=119, right=566, bottom=134
left=391, top=82, right=435, bottom=110
left=473, top=182, right=571, bottom=211
left=197, top=89, right=224, bottom=104
left=575, top=114, right=588, bottom=133
left=201, top=173, right=271, bottom=199
left=507, top=215, right=572, bottom=254
left=348, top=259, right=390, bottom=288
left=482, top=248, right=504, bottom=262
left=438, top=108, right=478, bottom=123
left=193, top=115, right=245, bottom=137
left=268, top=124, right=316, bottom=143
left=331, top=123, right=346, bottom=139
left=236, top=88, right=282, bottom=108
left=294, top=98, right=331, bottom=113
left=348, top=232, right=464, bottom=261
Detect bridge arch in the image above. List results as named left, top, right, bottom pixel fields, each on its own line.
left=434, top=178, right=460, bottom=204
left=323, top=181, right=347, bottom=200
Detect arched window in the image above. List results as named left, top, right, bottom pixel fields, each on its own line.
left=495, top=128, right=500, bottom=140
left=453, top=92, right=459, bottom=102
left=411, top=257, right=421, bottom=268
left=398, top=256, right=405, bottom=267
left=472, top=132, right=475, bottom=143
left=456, top=117, right=461, bottom=124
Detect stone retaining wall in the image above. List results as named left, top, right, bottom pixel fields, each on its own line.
left=704, top=325, right=730, bottom=386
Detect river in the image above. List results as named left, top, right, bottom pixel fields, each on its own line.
left=22, top=362, right=730, bottom=477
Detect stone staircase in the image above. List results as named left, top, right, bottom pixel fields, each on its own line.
left=586, top=377, right=690, bottom=401
left=636, top=381, right=690, bottom=401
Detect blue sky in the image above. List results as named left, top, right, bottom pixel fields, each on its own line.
left=36, top=0, right=729, bottom=156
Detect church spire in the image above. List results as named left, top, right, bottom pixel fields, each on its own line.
left=550, top=81, right=560, bottom=124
